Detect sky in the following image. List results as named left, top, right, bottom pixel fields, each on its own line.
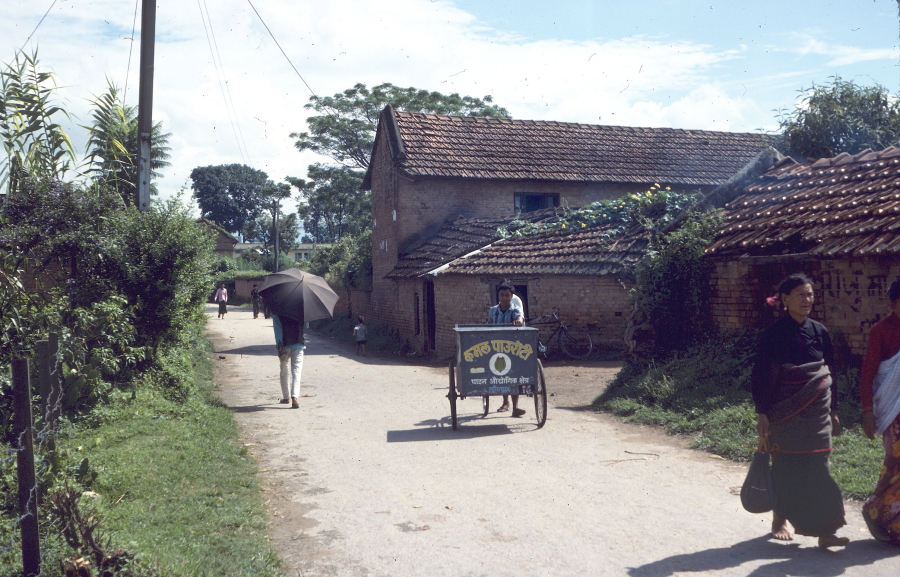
left=2, top=0, right=899, bottom=212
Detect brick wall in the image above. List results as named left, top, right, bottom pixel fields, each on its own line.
left=381, top=273, right=634, bottom=358
left=709, top=257, right=900, bottom=358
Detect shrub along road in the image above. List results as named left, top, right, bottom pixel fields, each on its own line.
left=206, top=306, right=898, bottom=576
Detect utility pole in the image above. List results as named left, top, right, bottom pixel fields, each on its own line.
left=274, top=200, right=280, bottom=272
left=136, top=0, right=156, bottom=211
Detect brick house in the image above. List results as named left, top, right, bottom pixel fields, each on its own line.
left=196, top=218, right=238, bottom=257
left=705, top=146, right=900, bottom=361
left=362, top=106, right=776, bottom=355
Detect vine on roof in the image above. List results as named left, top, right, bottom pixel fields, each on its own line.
left=494, top=185, right=700, bottom=243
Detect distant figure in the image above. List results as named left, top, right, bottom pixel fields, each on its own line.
left=354, top=316, right=367, bottom=356
left=751, top=273, right=848, bottom=549
left=251, top=283, right=262, bottom=319
left=214, top=283, right=228, bottom=319
left=488, top=280, right=525, bottom=417
left=859, top=276, right=900, bottom=546
left=273, top=314, right=305, bottom=409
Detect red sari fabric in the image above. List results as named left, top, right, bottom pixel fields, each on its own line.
left=863, top=413, right=900, bottom=546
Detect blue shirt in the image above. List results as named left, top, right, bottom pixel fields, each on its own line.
left=273, top=315, right=307, bottom=350
left=488, top=304, right=523, bottom=325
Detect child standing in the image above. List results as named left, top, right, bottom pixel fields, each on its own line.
left=354, top=316, right=367, bottom=356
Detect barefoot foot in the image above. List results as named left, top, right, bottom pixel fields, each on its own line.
left=818, top=534, right=849, bottom=549
left=772, top=514, right=793, bottom=541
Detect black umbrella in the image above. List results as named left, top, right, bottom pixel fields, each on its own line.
left=258, top=268, right=339, bottom=322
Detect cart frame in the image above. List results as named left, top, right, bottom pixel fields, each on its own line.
left=447, top=325, right=547, bottom=430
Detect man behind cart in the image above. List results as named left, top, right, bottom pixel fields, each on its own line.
left=488, top=280, right=526, bottom=417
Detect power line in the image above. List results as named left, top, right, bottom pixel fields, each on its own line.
left=16, top=0, right=59, bottom=55
left=245, top=0, right=316, bottom=97
left=123, top=0, right=140, bottom=105
left=196, top=0, right=250, bottom=165
left=202, top=0, right=252, bottom=162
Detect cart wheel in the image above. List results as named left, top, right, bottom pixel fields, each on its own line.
left=448, top=360, right=458, bottom=430
left=534, top=360, right=548, bottom=428
left=482, top=395, right=490, bottom=417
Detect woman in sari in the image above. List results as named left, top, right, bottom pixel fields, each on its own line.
left=860, top=276, right=900, bottom=546
left=751, top=273, right=849, bottom=549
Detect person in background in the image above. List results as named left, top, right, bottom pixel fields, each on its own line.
left=354, top=316, right=367, bottom=356
left=751, top=273, right=848, bottom=549
left=273, top=313, right=305, bottom=409
left=214, top=283, right=228, bottom=319
left=488, top=280, right=525, bottom=417
left=251, top=283, right=262, bottom=319
left=859, top=276, right=900, bottom=547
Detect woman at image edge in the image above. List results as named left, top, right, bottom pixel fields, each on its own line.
left=859, top=276, right=900, bottom=546
left=750, top=273, right=849, bottom=549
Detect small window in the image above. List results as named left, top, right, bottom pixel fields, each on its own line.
left=515, top=193, right=559, bottom=213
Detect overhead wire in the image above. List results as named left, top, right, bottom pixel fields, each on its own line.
left=245, top=0, right=317, bottom=98
left=16, top=0, right=59, bottom=55
left=123, top=0, right=140, bottom=105
left=196, top=0, right=251, bottom=165
left=202, top=0, right=252, bottom=162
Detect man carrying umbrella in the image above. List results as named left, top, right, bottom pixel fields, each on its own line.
left=273, top=314, right=305, bottom=408
left=259, top=269, right=339, bottom=409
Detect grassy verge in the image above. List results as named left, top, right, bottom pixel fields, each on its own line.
left=594, top=334, right=882, bottom=500
left=0, top=333, right=280, bottom=576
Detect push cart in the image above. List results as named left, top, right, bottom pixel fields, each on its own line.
left=447, top=325, right=547, bottom=430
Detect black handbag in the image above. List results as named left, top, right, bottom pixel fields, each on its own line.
left=740, top=438, right=777, bottom=513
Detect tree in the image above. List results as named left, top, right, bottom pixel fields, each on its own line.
left=190, top=164, right=270, bottom=236
left=777, top=77, right=900, bottom=159
left=290, top=82, right=511, bottom=169
left=241, top=179, right=300, bottom=254
left=288, top=164, right=369, bottom=243
left=82, top=81, right=172, bottom=204
left=247, top=212, right=301, bottom=254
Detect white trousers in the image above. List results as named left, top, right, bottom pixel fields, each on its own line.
left=279, top=349, right=304, bottom=399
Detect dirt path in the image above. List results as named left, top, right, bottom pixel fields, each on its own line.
left=206, top=306, right=898, bottom=576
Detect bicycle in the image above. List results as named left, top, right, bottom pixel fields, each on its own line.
left=525, top=306, right=593, bottom=359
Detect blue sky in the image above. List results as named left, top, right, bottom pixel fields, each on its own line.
left=2, top=0, right=898, bottom=204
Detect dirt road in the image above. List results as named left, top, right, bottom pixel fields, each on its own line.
left=206, top=306, right=898, bottom=576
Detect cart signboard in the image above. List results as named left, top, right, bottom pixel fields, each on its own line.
left=454, top=326, right=538, bottom=397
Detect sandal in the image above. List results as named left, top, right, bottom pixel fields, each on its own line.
left=291, top=397, right=300, bottom=409
left=279, top=398, right=290, bottom=404
left=497, top=404, right=510, bottom=412
left=512, top=408, right=526, bottom=417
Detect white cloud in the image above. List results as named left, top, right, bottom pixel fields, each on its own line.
left=0, top=0, right=849, bottom=204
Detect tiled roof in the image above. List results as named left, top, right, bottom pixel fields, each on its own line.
left=438, top=225, right=647, bottom=277
left=387, top=207, right=647, bottom=279
left=706, top=147, right=900, bottom=257
left=386, top=208, right=561, bottom=279
left=364, top=106, right=773, bottom=188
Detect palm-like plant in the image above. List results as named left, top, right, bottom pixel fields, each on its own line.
left=0, top=50, right=77, bottom=196
left=82, top=81, right=171, bottom=203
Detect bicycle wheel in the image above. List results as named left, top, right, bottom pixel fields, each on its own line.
left=448, top=360, right=458, bottom=430
left=534, top=360, right=547, bottom=428
left=559, top=325, right=593, bottom=359
left=482, top=395, right=490, bottom=417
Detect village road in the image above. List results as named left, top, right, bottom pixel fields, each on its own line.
left=206, top=305, right=899, bottom=577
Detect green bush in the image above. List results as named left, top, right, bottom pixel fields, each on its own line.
left=632, top=212, right=721, bottom=355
